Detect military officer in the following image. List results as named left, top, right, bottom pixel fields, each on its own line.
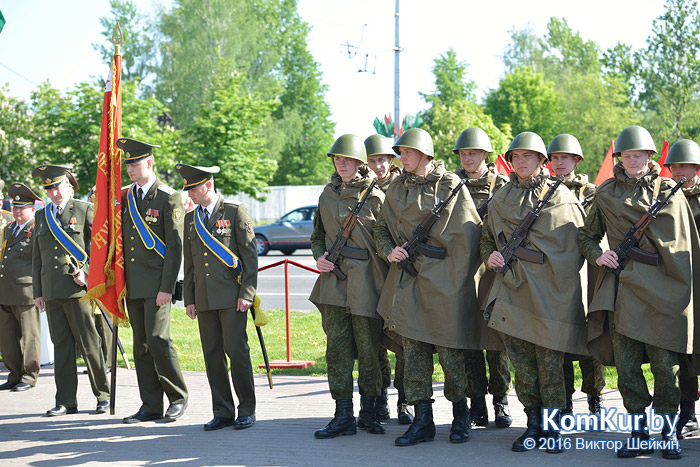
left=0, top=183, right=42, bottom=391
left=311, top=135, right=387, bottom=439
left=453, top=127, right=513, bottom=429
left=31, top=165, right=110, bottom=416
left=547, top=134, right=606, bottom=415
left=176, top=163, right=258, bottom=431
left=119, top=138, right=188, bottom=423
left=374, top=128, right=483, bottom=446
left=578, top=126, right=700, bottom=460
left=482, top=132, right=587, bottom=453
left=663, top=139, right=700, bottom=439
left=364, top=134, right=412, bottom=425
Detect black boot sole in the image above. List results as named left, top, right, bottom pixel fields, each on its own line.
left=395, top=436, right=434, bottom=446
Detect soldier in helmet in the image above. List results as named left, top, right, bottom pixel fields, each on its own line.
left=452, top=127, right=513, bottom=429
left=663, top=139, right=700, bottom=440
left=579, top=126, right=700, bottom=460
left=364, top=134, right=412, bottom=426
left=31, top=164, right=110, bottom=416
left=0, top=183, right=42, bottom=392
left=547, top=134, right=606, bottom=415
left=119, top=138, right=189, bottom=424
left=311, top=134, right=387, bottom=439
left=482, top=132, right=587, bottom=453
left=374, top=128, right=482, bottom=446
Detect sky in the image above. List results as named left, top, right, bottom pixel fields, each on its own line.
left=0, top=0, right=667, bottom=139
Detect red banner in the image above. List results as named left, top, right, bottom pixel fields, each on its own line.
left=495, top=153, right=513, bottom=175
left=84, top=52, right=126, bottom=322
left=657, top=140, right=672, bottom=178
left=594, top=140, right=615, bottom=186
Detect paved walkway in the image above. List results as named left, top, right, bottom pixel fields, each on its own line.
left=0, top=363, right=697, bottom=466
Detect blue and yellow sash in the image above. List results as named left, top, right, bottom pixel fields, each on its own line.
left=194, top=207, right=243, bottom=283
left=46, top=202, right=88, bottom=264
left=127, top=184, right=165, bottom=258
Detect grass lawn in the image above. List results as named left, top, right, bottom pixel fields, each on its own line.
left=104, top=308, right=649, bottom=389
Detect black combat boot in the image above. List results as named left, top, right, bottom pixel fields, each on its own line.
left=357, top=396, right=385, bottom=434
left=449, top=398, right=471, bottom=443
left=395, top=400, right=435, bottom=446
left=314, top=399, right=356, bottom=439
left=512, top=407, right=543, bottom=452
left=493, top=395, right=513, bottom=428
left=376, top=388, right=390, bottom=422
left=677, top=401, right=698, bottom=439
left=543, top=409, right=565, bottom=454
left=617, top=415, right=654, bottom=458
left=661, top=415, right=682, bottom=460
left=469, top=395, right=488, bottom=427
left=587, top=394, right=603, bottom=414
left=397, top=392, right=414, bottom=425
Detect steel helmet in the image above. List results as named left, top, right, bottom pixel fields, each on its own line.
left=664, top=139, right=700, bottom=166
left=392, top=128, right=434, bottom=159
left=328, top=134, right=367, bottom=163
left=364, top=135, right=396, bottom=158
left=547, top=134, right=583, bottom=159
left=614, top=125, right=657, bottom=156
left=505, top=131, right=547, bottom=162
left=452, top=127, right=493, bottom=154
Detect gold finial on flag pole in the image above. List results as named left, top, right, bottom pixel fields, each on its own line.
left=112, top=22, right=123, bottom=55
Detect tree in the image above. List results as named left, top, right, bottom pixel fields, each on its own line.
left=0, top=85, right=35, bottom=187
left=635, top=0, right=700, bottom=140
left=182, top=70, right=277, bottom=197
left=484, top=67, right=562, bottom=145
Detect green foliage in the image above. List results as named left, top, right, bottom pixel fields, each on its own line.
left=183, top=70, right=277, bottom=197
left=0, top=85, right=36, bottom=188
left=484, top=67, right=562, bottom=145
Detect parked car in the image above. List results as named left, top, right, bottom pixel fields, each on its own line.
left=254, top=205, right=317, bottom=256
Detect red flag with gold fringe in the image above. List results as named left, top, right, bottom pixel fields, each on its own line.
left=83, top=49, right=126, bottom=322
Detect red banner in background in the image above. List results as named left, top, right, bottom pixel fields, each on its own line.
left=657, top=140, right=672, bottom=178
left=84, top=52, right=126, bottom=322
left=594, top=140, right=615, bottom=186
left=495, top=153, right=513, bottom=176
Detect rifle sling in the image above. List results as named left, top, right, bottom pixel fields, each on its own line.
left=627, top=246, right=659, bottom=266
left=339, top=245, right=369, bottom=260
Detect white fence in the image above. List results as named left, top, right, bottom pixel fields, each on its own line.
left=220, top=185, right=324, bottom=222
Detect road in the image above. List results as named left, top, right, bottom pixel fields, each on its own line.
left=174, top=250, right=318, bottom=311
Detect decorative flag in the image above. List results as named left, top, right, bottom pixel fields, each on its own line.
left=594, top=140, right=615, bottom=186
left=0, top=9, right=5, bottom=34
left=495, top=153, right=513, bottom=175
left=83, top=46, right=126, bottom=322
left=657, top=140, right=672, bottom=178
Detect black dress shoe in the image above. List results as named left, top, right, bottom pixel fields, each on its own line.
left=123, top=410, right=163, bottom=424
left=204, top=417, right=236, bottom=431
left=11, top=382, right=32, bottom=392
left=0, top=381, right=17, bottom=390
left=95, top=400, right=110, bottom=414
left=47, top=405, right=78, bottom=417
left=234, top=415, right=256, bottom=429
left=164, top=403, right=187, bottom=419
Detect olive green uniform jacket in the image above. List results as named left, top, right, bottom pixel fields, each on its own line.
left=183, top=197, right=257, bottom=309
left=0, top=210, right=12, bottom=244
left=309, top=170, right=386, bottom=318
left=122, top=179, right=183, bottom=298
left=377, top=165, right=402, bottom=192
left=1, top=219, right=35, bottom=305
left=481, top=172, right=588, bottom=355
left=374, top=161, right=482, bottom=349
left=564, top=173, right=596, bottom=205
left=578, top=162, right=700, bottom=364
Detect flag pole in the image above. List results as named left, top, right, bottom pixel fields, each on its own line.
left=109, top=21, right=123, bottom=416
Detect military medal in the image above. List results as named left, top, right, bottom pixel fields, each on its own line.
left=69, top=217, right=77, bottom=230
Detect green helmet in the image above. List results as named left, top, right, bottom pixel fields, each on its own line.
left=364, top=135, right=396, bottom=157
left=452, top=127, right=493, bottom=154
left=505, top=131, right=547, bottom=162
left=614, top=125, right=657, bottom=156
left=392, top=128, right=434, bottom=158
left=328, top=134, right=367, bottom=163
left=547, top=134, right=583, bottom=159
left=664, top=139, right=700, bottom=166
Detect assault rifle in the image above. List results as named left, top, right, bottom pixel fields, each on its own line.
left=604, top=177, right=686, bottom=276
left=494, top=177, right=564, bottom=274
left=476, top=198, right=491, bottom=219
left=397, top=178, right=466, bottom=277
left=326, top=179, right=377, bottom=280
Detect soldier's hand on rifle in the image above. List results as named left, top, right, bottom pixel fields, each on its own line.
left=72, top=269, right=88, bottom=287
left=387, top=243, right=409, bottom=263
left=237, top=298, right=252, bottom=313
left=596, top=250, right=619, bottom=269
left=186, top=304, right=197, bottom=319
left=317, top=252, right=335, bottom=272
left=156, top=291, right=172, bottom=306
left=487, top=251, right=506, bottom=270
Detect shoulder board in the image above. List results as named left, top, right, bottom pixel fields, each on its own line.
left=158, top=184, right=176, bottom=195
left=223, top=200, right=241, bottom=206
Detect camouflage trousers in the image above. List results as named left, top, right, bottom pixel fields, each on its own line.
left=502, top=334, right=565, bottom=410
left=403, top=338, right=466, bottom=404
left=379, top=347, right=405, bottom=395
left=564, top=356, right=605, bottom=397
left=321, top=305, right=383, bottom=400
left=611, top=329, right=680, bottom=415
left=679, top=355, right=699, bottom=403
left=464, top=349, right=511, bottom=398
